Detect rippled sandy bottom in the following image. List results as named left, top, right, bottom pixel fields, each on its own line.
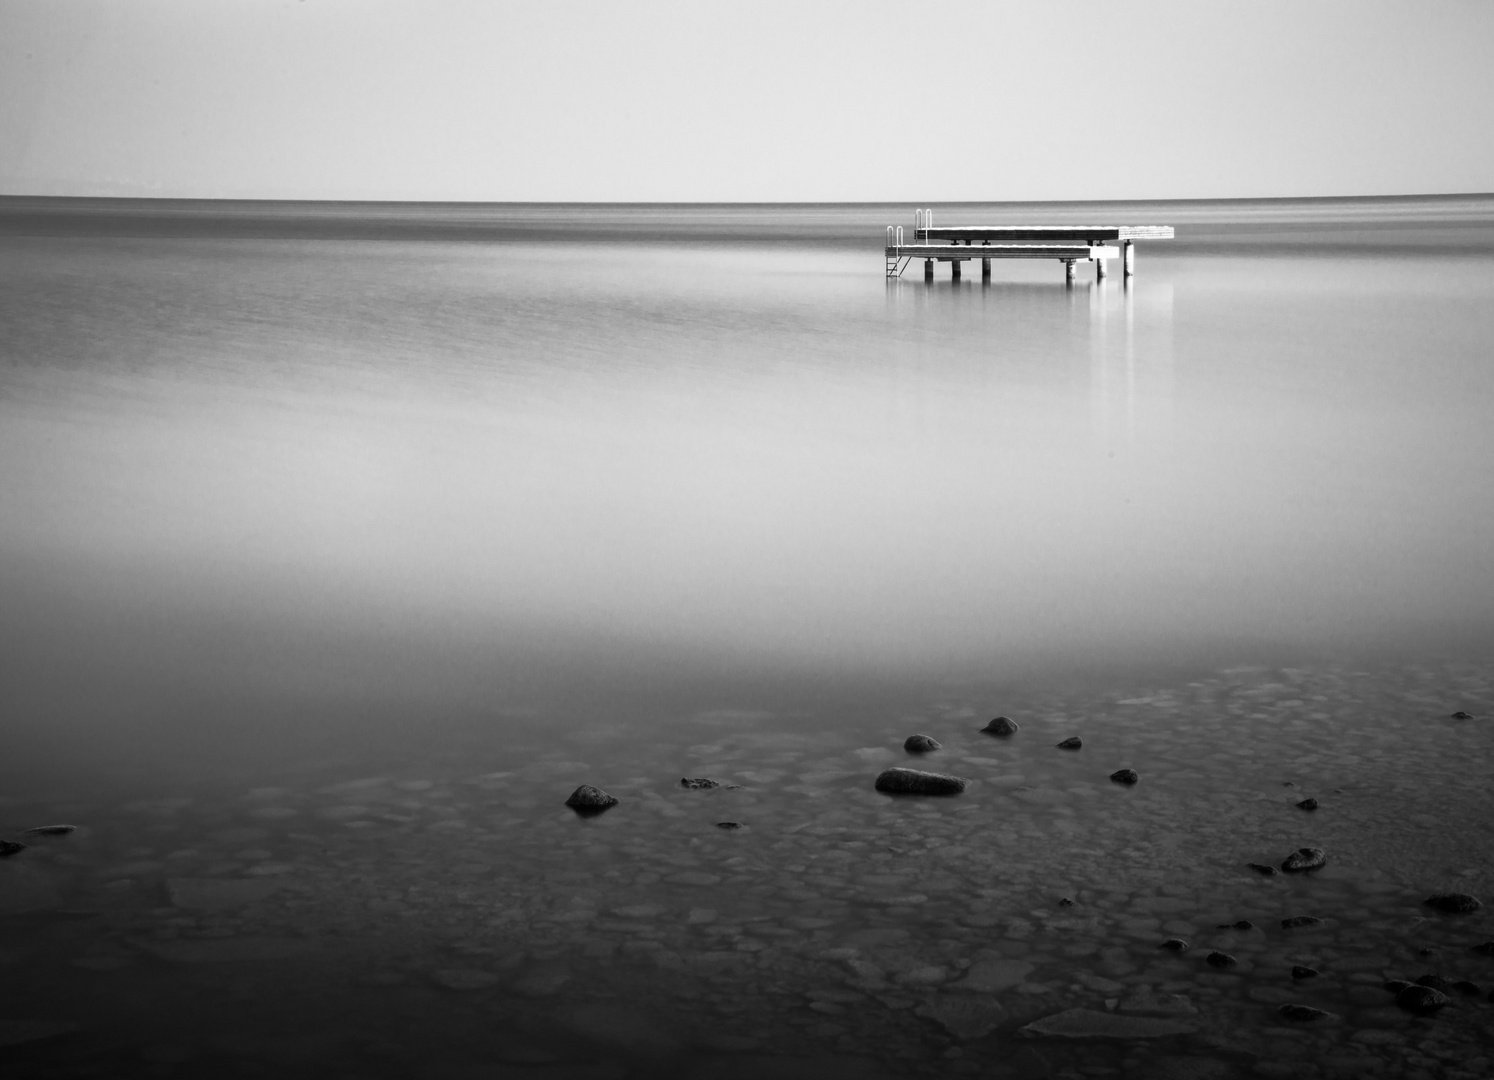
left=4, top=662, right=1493, bottom=1079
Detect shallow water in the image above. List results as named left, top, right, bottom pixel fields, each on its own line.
left=1, top=199, right=1493, bottom=1077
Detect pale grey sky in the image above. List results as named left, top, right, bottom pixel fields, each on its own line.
left=2, top=0, right=1492, bottom=202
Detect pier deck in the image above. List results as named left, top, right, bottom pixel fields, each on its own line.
left=885, top=212, right=1173, bottom=283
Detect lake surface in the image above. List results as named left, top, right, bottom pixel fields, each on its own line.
left=1, top=198, right=1493, bottom=1078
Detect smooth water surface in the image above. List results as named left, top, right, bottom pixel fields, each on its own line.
left=1, top=199, right=1492, bottom=1078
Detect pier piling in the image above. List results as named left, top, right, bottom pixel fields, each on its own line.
left=951, top=261, right=961, bottom=282
left=1123, top=240, right=1135, bottom=278
left=1064, top=259, right=1076, bottom=286
left=924, top=259, right=934, bottom=282
left=981, top=258, right=991, bottom=281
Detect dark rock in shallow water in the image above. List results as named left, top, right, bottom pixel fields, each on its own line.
left=0, top=841, right=27, bottom=858
left=714, top=821, right=743, bottom=830
left=981, top=715, right=1019, bottom=736
left=874, top=768, right=968, bottom=795
left=1109, top=769, right=1139, bottom=785
left=1159, top=939, right=1189, bottom=953
left=1056, top=737, right=1083, bottom=750
left=1057, top=897, right=1076, bottom=907
left=1295, top=798, right=1318, bottom=811
left=1470, top=941, right=1494, bottom=956
left=1277, top=1004, right=1332, bottom=1022
left=564, top=785, right=619, bottom=814
left=1382, top=980, right=1413, bottom=995
left=1395, top=984, right=1451, bottom=1015
left=1280, top=916, right=1324, bottom=930
left=679, top=778, right=720, bottom=790
left=1450, top=980, right=1482, bottom=996
left=1247, top=863, right=1279, bottom=877
left=903, top=734, right=941, bottom=753
left=1217, top=920, right=1254, bottom=931
left=1291, top=966, right=1320, bottom=980
left=1451, top=710, right=1474, bottom=719
left=21, top=825, right=76, bottom=837
left=1415, top=973, right=1454, bottom=992
left=1280, top=847, right=1326, bottom=874
left=1424, top=892, right=1482, bottom=914
left=1205, top=951, right=1237, bottom=969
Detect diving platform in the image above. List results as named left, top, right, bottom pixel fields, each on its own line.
left=885, top=211, right=1173, bottom=283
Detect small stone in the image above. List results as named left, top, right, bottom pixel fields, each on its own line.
left=903, top=734, right=941, bottom=753
left=0, top=841, right=27, bottom=858
left=680, top=778, right=720, bottom=790
left=564, top=785, right=618, bottom=814
left=1394, top=984, right=1451, bottom=1015
left=1290, top=966, right=1319, bottom=980
left=1247, top=863, right=1279, bottom=877
left=1280, top=847, right=1326, bottom=873
left=981, top=716, right=1019, bottom=736
left=1470, top=941, right=1494, bottom=956
left=1451, top=710, right=1474, bottom=719
left=1058, top=897, right=1076, bottom=907
left=1158, top=939, right=1189, bottom=953
left=1109, top=769, right=1139, bottom=785
left=1277, top=1004, right=1332, bottom=1022
left=1295, top=798, right=1318, bottom=811
left=874, top=768, right=969, bottom=796
left=1217, top=920, right=1254, bottom=931
left=1280, top=916, right=1323, bottom=930
left=1056, top=737, right=1083, bottom=750
left=22, top=825, right=77, bottom=836
left=715, top=821, right=743, bottom=830
left=1423, top=892, right=1482, bottom=914
left=1414, top=973, right=1454, bottom=992
left=1450, top=980, right=1482, bottom=996
left=1205, top=952, right=1237, bottom=969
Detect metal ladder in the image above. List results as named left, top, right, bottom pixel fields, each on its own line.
left=885, top=225, right=909, bottom=278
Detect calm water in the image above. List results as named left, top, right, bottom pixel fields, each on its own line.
left=1, top=199, right=1493, bottom=1078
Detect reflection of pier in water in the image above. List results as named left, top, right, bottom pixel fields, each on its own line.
left=1090, top=281, right=1174, bottom=447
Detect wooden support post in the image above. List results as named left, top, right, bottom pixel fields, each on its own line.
left=1064, top=259, right=1076, bottom=285
left=1123, top=240, right=1135, bottom=278
left=1096, top=256, right=1108, bottom=282
left=981, top=257, right=991, bottom=281
left=924, top=259, right=934, bottom=282
left=951, top=260, right=961, bottom=281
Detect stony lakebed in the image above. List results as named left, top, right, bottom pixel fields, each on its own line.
left=2, top=661, right=1493, bottom=1079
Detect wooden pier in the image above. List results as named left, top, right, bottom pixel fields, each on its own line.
left=886, top=211, right=1173, bottom=283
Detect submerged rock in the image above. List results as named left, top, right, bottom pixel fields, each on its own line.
left=915, top=995, right=1007, bottom=1040
left=1291, top=966, right=1319, bottom=980
left=679, top=778, right=720, bottom=790
left=1395, top=984, right=1451, bottom=1015
left=1451, top=980, right=1482, bottom=996
left=1204, top=951, right=1237, bottom=969
left=1280, top=847, right=1326, bottom=874
left=981, top=715, right=1019, bottom=736
left=874, top=768, right=969, bottom=796
left=1020, top=1008, right=1194, bottom=1039
left=1277, top=1004, right=1333, bottom=1022
left=1057, top=897, right=1076, bottom=907
left=1295, top=798, right=1318, bottom=811
left=0, top=841, right=27, bottom=858
left=1382, top=980, right=1413, bottom=995
left=1414, top=973, right=1454, bottom=992
left=1056, top=737, right=1083, bottom=750
left=1280, top=916, right=1324, bottom=930
left=1451, top=710, right=1474, bottom=719
left=903, top=734, right=941, bottom=753
left=1247, top=863, right=1279, bottom=877
left=1109, top=769, right=1139, bottom=785
left=1159, top=939, right=1190, bottom=953
left=21, top=825, right=76, bottom=837
left=1469, top=941, right=1494, bottom=956
left=1217, top=920, right=1254, bottom=931
left=565, top=785, right=619, bottom=814
left=1423, top=892, right=1482, bottom=914
left=951, top=958, right=1033, bottom=992
left=715, top=821, right=743, bottom=830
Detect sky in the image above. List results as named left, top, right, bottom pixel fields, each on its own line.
left=2, top=0, right=1492, bottom=203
